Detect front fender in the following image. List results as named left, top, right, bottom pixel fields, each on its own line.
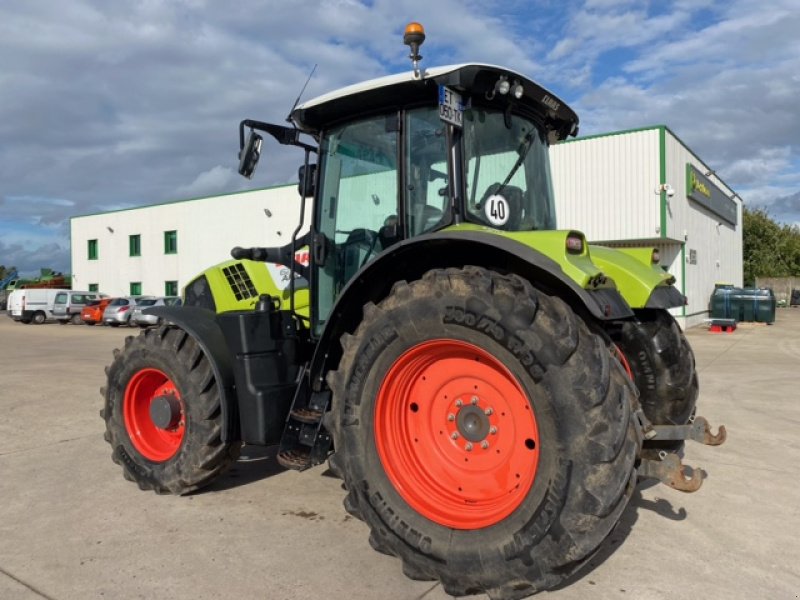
left=588, top=245, right=684, bottom=309
left=146, top=305, right=239, bottom=443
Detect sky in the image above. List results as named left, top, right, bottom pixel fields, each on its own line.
left=1, top=0, right=799, bottom=276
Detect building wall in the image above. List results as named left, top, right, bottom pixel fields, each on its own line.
left=70, top=186, right=312, bottom=297
left=550, top=128, right=662, bottom=241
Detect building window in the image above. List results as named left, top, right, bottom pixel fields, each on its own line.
left=165, top=280, right=179, bottom=296
left=88, top=239, right=98, bottom=260
left=130, top=282, right=142, bottom=296
left=164, top=230, right=178, bottom=254
left=129, top=234, right=141, bottom=257
left=88, top=283, right=99, bottom=292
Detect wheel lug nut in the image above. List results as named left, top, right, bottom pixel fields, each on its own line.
left=465, top=443, right=473, bottom=451
left=471, top=396, right=479, bottom=405
left=447, top=413, right=455, bottom=422
left=451, top=432, right=459, bottom=440
left=455, top=399, right=463, bottom=407
left=484, top=407, right=493, bottom=416
left=481, top=441, right=489, bottom=449
left=490, top=426, right=498, bottom=435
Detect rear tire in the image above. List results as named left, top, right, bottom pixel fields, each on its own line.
left=616, top=309, right=698, bottom=455
left=71, top=314, right=82, bottom=325
left=327, top=267, right=641, bottom=597
left=102, top=325, right=241, bottom=494
left=32, top=311, right=46, bottom=325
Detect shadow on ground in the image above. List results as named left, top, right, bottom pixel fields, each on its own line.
left=553, top=484, right=688, bottom=590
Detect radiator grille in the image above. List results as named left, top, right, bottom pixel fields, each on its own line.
left=222, top=263, right=257, bottom=301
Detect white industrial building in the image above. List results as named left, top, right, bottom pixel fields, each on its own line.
left=70, top=125, right=742, bottom=329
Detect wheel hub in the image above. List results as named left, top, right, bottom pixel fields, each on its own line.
left=455, top=400, right=490, bottom=442
left=149, top=394, right=182, bottom=430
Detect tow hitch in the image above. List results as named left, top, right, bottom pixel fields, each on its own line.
left=637, top=416, right=727, bottom=493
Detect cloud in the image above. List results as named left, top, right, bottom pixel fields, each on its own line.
left=174, top=165, right=247, bottom=199
left=0, top=240, right=70, bottom=277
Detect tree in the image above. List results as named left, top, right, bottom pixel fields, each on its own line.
left=742, top=207, right=800, bottom=285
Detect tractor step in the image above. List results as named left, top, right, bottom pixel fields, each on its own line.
left=277, top=368, right=333, bottom=471
left=277, top=448, right=312, bottom=470
left=291, top=407, right=324, bottom=424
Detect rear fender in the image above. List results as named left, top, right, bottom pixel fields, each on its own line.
left=146, top=306, right=239, bottom=443
left=308, top=229, right=633, bottom=389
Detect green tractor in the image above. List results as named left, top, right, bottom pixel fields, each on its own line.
left=102, top=23, right=725, bottom=598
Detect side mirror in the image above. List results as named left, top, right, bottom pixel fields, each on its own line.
left=238, top=131, right=263, bottom=179
left=298, top=164, right=316, bottom=198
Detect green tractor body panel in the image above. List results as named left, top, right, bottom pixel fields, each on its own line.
left=444, top=223, right=610, bottom=290
left=588, top=244, right=677, bottom=308
left=184, top=258, right=310, bottom=319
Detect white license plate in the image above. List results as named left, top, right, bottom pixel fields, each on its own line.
left=438, top=86, right=464, bottom=128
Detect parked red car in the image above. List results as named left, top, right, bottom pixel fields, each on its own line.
left=81, top=298, right=111, bottom=325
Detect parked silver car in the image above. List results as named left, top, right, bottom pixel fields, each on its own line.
left=129, top=296, right=182, bottom=327
left=103, top=296, right=149, bottom=326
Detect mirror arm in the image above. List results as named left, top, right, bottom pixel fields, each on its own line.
left=239, top=119, right=317, bottom=153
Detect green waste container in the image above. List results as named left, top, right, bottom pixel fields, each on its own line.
left=731, top=288, right=776, bottom=324
left=710, top=287, right=738, bottom=320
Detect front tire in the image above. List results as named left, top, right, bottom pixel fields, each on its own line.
left=327, top=267, right=641, bottom=598
left=102, top=325, right=240, bottom=494
left=616, top=309, right=698, bottom=455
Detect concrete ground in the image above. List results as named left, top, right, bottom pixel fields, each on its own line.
left=0, top=311, right=798, bottom=600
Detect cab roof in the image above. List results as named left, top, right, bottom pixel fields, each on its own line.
left=291, top=63, right=579, bottom=142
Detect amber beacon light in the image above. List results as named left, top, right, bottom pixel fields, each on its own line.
left=403, top=22, right=426, bottom=78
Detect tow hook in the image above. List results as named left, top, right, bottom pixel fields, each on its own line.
left=638, top=453, right=704, bottom=492
left=648, top=416, right=727, bottom=446
left=637, top=416, right=727, bottom=493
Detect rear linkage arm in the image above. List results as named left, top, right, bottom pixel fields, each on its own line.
left=634, top=411, right=727, bottom=493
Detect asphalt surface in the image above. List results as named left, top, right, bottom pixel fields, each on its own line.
left=1, top=311, right=799, bottom=600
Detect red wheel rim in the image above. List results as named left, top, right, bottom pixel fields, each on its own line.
left=374, top=340, right=540, bottom=529
left=123, top=368, right=185, bottom=462
left=612, top=344, right=634, bottom=380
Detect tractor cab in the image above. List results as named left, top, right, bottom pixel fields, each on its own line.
left=239, top=44, right=581, bottom=334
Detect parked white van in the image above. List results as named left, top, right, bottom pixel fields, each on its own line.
left=7, top=288, right=63, bottom=324
left=53, top=290, right=102, bottom=325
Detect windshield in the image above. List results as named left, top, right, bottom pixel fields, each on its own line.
left=463, top=109, right=556, bottom=231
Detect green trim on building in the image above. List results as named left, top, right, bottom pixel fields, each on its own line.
left=680, top=243, right=686, bottom=316
left=659, top=126, right=667, bottom=239
left=88, top=239, right=98, bottom=260
left=69, top=183, right=295, bottom=220
left=130, top=281, right=142, bottom=296
left=165, top=280, right=178, bottom=296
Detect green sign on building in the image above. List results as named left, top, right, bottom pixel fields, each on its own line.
left=685, top=164, right=737, bottom=225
